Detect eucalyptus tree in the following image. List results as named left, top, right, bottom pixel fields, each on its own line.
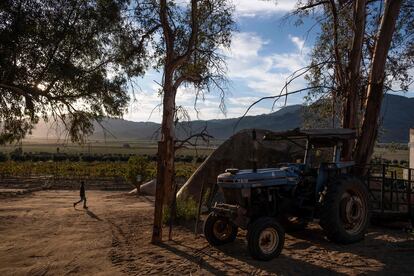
left=0, top=0, right=131, bottom=144
left=120, top=0, right=234, bottom=242
left=296, top=0, right=412, bottom=166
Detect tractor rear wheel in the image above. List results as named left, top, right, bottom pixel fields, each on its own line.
left=319, top=176, right=370, bottom=244
left=204, top=213, right=238, bottom=246
left=247, top=217, right=285, bottom=261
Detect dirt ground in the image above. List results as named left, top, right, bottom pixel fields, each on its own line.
left=0, top=190, right=413, bottom=276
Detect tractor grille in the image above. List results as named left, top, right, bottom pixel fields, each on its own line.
left=221, top=188, right=243, bottom=205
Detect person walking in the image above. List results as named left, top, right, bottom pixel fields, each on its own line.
left=73, top=181, right=88, bottom=209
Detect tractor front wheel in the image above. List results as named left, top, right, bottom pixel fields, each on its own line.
left=319, top=176, right=370, bottom=244
left=247, top=217, right=285, bottom=261
left=204, top=213, right=238, bottom=246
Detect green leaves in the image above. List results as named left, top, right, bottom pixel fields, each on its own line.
left=0, top=0, right=130, bottom=144
left=125, top=155, right=151, bottom=186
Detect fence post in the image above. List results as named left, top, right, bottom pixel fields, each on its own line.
left=408, top=168, right=412, bottom=222
left=381, top=164, right=386, bottom=214
left=390, top=170, right=395, bottom=210
left=194, top=178, right=206, bottom=237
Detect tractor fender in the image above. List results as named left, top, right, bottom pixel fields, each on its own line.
left=316, top=162, right=355, bottom=196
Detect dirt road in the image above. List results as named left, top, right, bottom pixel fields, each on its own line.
left=0, top=191, right=413, bottom=275
left=0, top=191, right=152, bottom=275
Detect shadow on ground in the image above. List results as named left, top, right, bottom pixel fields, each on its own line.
left=87, top=193, right=414, bottom=275
left=86, top=210, right=102, bottom=221
left=285, top=226, right=414, bottom=275
left=161, top=238, right=346, bottom=275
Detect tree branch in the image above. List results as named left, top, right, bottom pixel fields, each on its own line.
left=298, top=1, right=329, bottom=10
left=172, top=0, right=199, bottom=70
left=173, top=74, right=202, bottom=90
left=233, top=86, right=334, bottom=133
left=160, top=0, right=174, bottom=59
left=329, top=0, right=346, bottom=88
left=271, top=59, right=332, bottom=110
left=174, top=125, right=213, bottom=150
left=0, top=83, right=44, bottom=100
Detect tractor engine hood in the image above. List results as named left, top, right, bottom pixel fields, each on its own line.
left=217, top=166, right=301, bottom=189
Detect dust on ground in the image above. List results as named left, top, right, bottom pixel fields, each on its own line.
left=0, top=190, right=413, bottom=275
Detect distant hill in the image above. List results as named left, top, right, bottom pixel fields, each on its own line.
left=29, top=94, right=414, bottom=143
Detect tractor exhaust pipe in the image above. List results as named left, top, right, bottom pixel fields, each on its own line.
left=252, top=129, right=257, bottom=173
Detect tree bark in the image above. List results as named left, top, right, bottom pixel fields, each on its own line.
left=152, top=0, right=174, bottom=244
left=342, top=0, right=366, bottom=160
left=354, top=0, right=402, bottom=170
left=160, top=75, right=177, bottom=206
left=152, top=141, right=165, bottom=244
left=151, top=69, right=177, bottom=243
left=151, top=0, right=199, bottom=243
left=329, top=0, right=346, bottom=89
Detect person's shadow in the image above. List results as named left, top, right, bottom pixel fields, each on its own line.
left=74, top=206, right=103, bottom=221
left=86, top=210, right=102, bottom=221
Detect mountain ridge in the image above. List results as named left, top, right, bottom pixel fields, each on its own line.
left=29, top=94, right=414, bottom=143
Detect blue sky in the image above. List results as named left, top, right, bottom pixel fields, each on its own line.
left=124, top=0, right=412, bottom=123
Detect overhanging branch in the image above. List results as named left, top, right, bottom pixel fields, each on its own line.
left=175, top=125, right=213, bottom=150
left=233, top=85, right=334, bottom=133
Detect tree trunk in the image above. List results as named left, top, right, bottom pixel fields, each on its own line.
left=342, top=0, right=366, bottom=160
left=152, top=0, right=174, bottom=244
left=151, top=57, right=177, bottom=241
left=152, top=141, right=165, bottom=244
left=160, top=71, right=176, bottom=206
left=151, top=0, right=199, bottom=244
left=354, top=0, right=402, bottom=170
left=151, top=69, right=177, bottom=243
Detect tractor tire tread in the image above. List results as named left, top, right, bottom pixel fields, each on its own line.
left=319, top=176, right=370, bottom=244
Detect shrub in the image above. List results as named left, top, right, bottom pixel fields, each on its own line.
left=53, top=153, right=67, bottom=162
left=125, top=155, right=151, bottom=190
left=400, top=160, right=408, bottom=166
left=0, top=152, right=8, bottom=162
left=81, top=155, right=95, bottom=162
left=196, top=155, right=207, bottom=163
left=182, top=155, right=194, bottom=163
left=163, top=197, right=198, bottom=223
left=68, top=155, right=80, bottom=162
left=176, top=197, right=198, bottom=221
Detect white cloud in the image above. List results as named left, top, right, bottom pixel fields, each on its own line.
left=125, top=31, right=311, bottom=123
left=124, top=86, right=163, bottom=122
left=178, top=0, right=296, bottom=17
left=289, top=35, right=305, bottom=51
left=233, top=0, right=296, bottom=17
left=228, top=32, right=268, bottom=57
left=225, top=32, right=309, bottom=96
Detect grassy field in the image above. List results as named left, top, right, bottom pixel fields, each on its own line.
left=0, top=138, right=217, bottom=156
left=0, top=160, right=200, bottom=178
left=2, top=138, right=408, bottom=161
left=372, top=148, right=409, bottom=162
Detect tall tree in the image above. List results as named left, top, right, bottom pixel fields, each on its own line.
left=0, top=0, right=131, bottom=144
left=354, top=0, right=403, bottom=167
left=120, top=0, right=234, bottom=242
left=296, top=0, right=412, bottom=167
left=342, top=0, right=366, bottom=160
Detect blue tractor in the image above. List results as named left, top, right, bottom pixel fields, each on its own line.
left=203, top=128, right=370, bottom=260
